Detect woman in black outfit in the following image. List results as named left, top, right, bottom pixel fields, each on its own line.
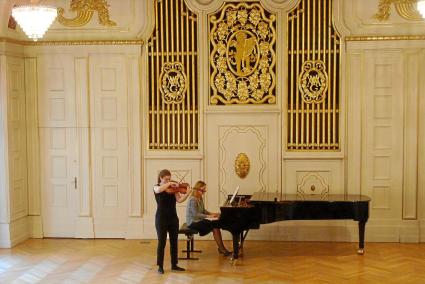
left=153, top=169, right=191, bottom=274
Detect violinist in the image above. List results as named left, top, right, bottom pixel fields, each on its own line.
left=186, top=181, right=231, bottom=256
left=153, top=169, right=191, bottom=274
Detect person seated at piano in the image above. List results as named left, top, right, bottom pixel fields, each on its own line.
left=186, top=180, right=231, bottom=257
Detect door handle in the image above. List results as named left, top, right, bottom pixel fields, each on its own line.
left=74, top=177, right=77, bottom=189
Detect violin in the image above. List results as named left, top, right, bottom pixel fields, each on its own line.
left=168, top=182, right=190, bottom=194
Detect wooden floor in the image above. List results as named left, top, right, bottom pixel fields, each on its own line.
left=1, top=239, right=425, bottom=284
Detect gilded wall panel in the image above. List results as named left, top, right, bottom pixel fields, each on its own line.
left=147, top=0, right=199, bottom=150
left=209, top=2, right=276, bottom=105
left=287, top=0, right=341, bottom=151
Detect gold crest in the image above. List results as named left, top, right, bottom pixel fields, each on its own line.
left=235, top=153, right=250, bottom=179
left=299, top=60, right=328, bottom=104
left=159, top=62, right=188, bottom=104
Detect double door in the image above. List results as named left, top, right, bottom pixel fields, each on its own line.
left=38, top=54, right=129, bottom=238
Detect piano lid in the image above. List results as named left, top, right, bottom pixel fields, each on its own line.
left=250, top=192, right=371, bottom=202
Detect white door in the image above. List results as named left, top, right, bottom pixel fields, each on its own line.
left=40, top=127, right=78, bottom=237
left=38, top=54, right=79, bottom=237
left=90, top=55, right=129, bottom=237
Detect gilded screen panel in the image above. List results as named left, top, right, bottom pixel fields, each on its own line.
left=147, top=0, right=199, bottom=150
left=209, top=2, right=277, bottom=105
left=287, top=0, right=341, bottom=151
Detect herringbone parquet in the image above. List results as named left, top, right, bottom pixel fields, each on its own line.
left=1, top=239, right=424, bottom=283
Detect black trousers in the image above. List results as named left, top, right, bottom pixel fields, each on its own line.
left=155, top=215, right=179, bottom=267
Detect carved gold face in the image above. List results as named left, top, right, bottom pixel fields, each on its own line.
left=235, top=153, right=250, bottom=179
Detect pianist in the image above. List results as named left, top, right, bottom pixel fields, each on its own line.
left=186, top=181, right=231, bottom=256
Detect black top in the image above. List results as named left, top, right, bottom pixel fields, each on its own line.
left=154, top=185, right=178, bottom=219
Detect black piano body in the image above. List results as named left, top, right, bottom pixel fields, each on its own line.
left=220, top=192, right=371, bottom=260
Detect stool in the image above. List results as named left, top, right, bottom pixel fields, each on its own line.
left=178, top=223, right=201, bottom=260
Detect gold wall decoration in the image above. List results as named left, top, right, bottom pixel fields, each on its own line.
left=209, top=2, right=276, bottom=105
left=159, top=62, right=187, bottom=104
left=287, top=0, right=341, bottom=151
left=235, top=153, right=250, bottom=179
left=147, top=0, right=199, bottom=150
left=296, top=173, right=329, bottom=198
left=299, top=60, right=328, bottom=104
left=58, top=0, right=117, bottom=27
left=374, top=0, right=422, bottom=21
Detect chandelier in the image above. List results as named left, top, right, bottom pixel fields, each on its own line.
left=418, top=0, right=425, bottom=18
left=11, top=1, right=57, bottom=41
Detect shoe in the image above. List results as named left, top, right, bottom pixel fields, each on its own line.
left=218, top=248, right=232, bottom=257
left=171, top=265, right=185, bottom=271
left=158, top=267, right=164, bottom=274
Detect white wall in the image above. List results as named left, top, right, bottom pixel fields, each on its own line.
left=0, top=0, right=425, bottom=247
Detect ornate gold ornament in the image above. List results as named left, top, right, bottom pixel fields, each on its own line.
left=235, top=153, right=250, bottom=179
left=298, top=60, right=328, bottom=104
left=58, top=0, right=117, bottom=27
left=374, top=0, right=422, bottom=21
left=159, top=62, right=188, bottom=104
left=210, top=2, right=276, bottom=105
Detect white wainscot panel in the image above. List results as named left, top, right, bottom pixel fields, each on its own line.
left=101, top=68, right=117, bottom=91
left=374, top=126, right=391, bottom=149
left=284, top=160, right=344, bottom=195
left=374, top=96, right=392, bottom=119
left=50, top=184, right=68, bottom=207
left=374, top=64, right=393, bottom=88
left=372, top=186, right=390, bottom=209
left=46, top=68, right=65, bottom=91
left=51, top=156, right=67, bottom=178
left=103, top=185, right=119, bottom=207
left=102, top=128, right=118, bottom=150
left=102, top=157, right=118, bottom=179
left=50, top=128, right=67, bottom=149
left=373, top=156, right=391, bottom=180
left=219, top=126, right=267, bottom=197
left=37, top=54, right=76, bottom=128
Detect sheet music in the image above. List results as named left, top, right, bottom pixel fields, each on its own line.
left=228, top=185, right=240, bottom=205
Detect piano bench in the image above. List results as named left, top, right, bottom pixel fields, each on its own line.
left=178, top=223, right=201, bottom=260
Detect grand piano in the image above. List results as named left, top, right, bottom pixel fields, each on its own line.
left=220, top=192, right=371, bottom=261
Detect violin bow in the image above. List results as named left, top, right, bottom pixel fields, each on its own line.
left=176, top=172, right=188, bottom=183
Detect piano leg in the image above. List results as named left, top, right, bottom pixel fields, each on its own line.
left=357, top=221, right=366, bottom=255
left=231, top=232, right=240, bottom=262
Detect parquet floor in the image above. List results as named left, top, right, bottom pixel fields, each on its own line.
left=1, top=239, right=425, bottom=284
